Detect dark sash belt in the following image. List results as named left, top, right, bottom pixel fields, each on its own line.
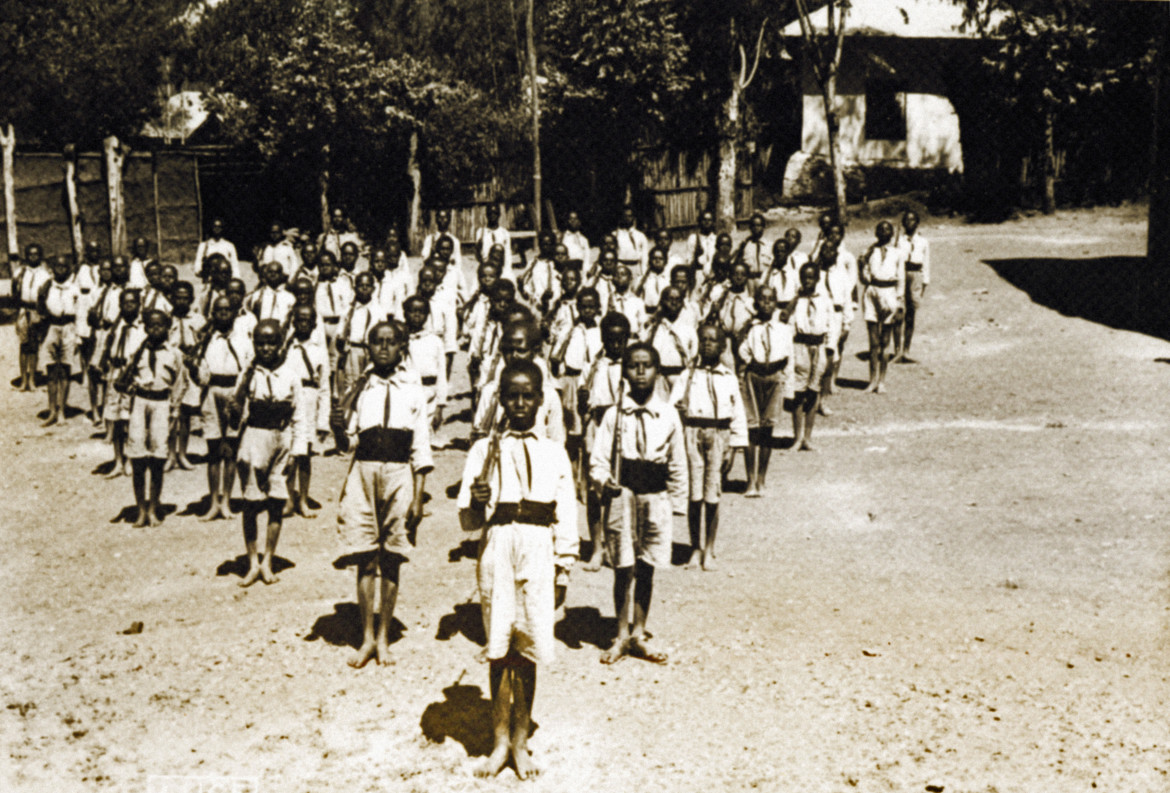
left=746, top=358, right=788, bottom=376
left=246, top=400, right=294, bottom=430
left=135, top=387, right=170, bottom=401
left=870, top=279, right=898, bottom=288
left=354, top=427, right=413, bottom=463
left=794, top=333, right=825, bottom=345
left=619, top=459, right=669, bottom=494
left=208, top=374, right=237, bottom=387
left=488, top=500, right=557, bottom=527
left=660, top=365, right=684, bottom=376
left=301, top=378, right=319, bottom=388
left=46, top=314, right=76, bottom=326
left=683, top=417, right=731, bottom=430
left=563, top=366, right=582, bottom=377
left=420, top=376, right=437, bottom=386
left=322, top=316, right=341, bottom=325
left=905, top=263, right=924, bottom=272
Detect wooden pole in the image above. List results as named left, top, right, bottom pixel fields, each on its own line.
left=1, top=124, right=17, bottom=256
left=1144, top=1, right=1170, bottom=332
left=63, top=144, right=84, bottom=261
left=152, top=152, right=164, bottom=263
left=193, top=156, right=204, bottom=243
left=104, top=136, right=129, bottom=256
left=527, top=0, right=541, bottom=232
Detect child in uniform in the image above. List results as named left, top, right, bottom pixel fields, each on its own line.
left=894, top=210, right=929, bottom=363
left=100, top=289, right=143, bottom=477
left=580, top=312, right=631, bottom=571
left=737, top=287, right=792, bottom=496
left=402, top=295, right=448, bottom=437
left=231, top=320, right=304, bottom=586
left=13, top=243, right=49, bottom=392
left=860, top=221, right=905, bottom=394
left=38, top=255, right=82, bottom=426
left=472, top=321, right=563, bottom=444
left=815, top=237, right=857, bottom=416
left=415, top=264, right=458, bottom=378
left=790, top=263, right=836, bottom=450
left=338, top=271, right=383, bottom=397
left=591, top=343, right=687, bottom=664
left=247, top=261, right=296, bottom=324
left=551, top=287, right=602, bottom=499
left=458, top=360, right=578, bottom=780
left=315, top=252, right=352, bottom=398
left=644, top=286, right=698, bottom=400
left=331, top=321, right=432, bottom=667
left=459, top=262, right=500, bottom=353
left=121, top=309, right=183, bottom=527
left=196, top=296, right=252, bottom=522
left=670, top=324, right=748, bottom=568
left=636, top=247, right=671, bottom=316
left=166, top=281, right=205, bottom=471
left=608, top=265, right=647, bottom=337
left=284, top=304, right=331, bottom=518
left=87, top=257, right=127, bottom=426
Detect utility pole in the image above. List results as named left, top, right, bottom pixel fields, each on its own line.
left=528, top=0, right=542, bottom=231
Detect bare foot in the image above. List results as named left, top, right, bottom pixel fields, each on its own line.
left=200, top=506, right=226, bottom=522
left=238, top=567, right=261, bottom=588
left=91, top=416, right=104, bottom=429
left=132, top=510, right=149, bottom=528
left=259, top=566, right=279, bottom=585
left=684, top=549, right=703, bottom=570
left=627, top=635, right=668, bottom=664
left=282, top=500, right=295, bottom=518
left=512, top=746, right=538, bottom=780
left=818, top=404, right=833, bottom=417
left=177, top=455, right=194, bottom=470
left=375, top=640, right=393, bottom=666
left=147, top=510, right=163, bottom=527
left=582, top=551, right=604, bottom=573
left=347, top=641, right=377, bottom=669
left=41, top=414, right=59, bottom=427
left=297, top=501, right=317, bottom=519
left=601, top=639, right=628, bottom=665
left=744, top=487, right=761, bottom=499
left=863, top=382, right=878, bottom=394
left=701, top=554, right=718, bottom=572
left=164, top=457, right=177, bottom=473
left=875, top=382, right=886, bottom=394
left=798, top=441, right=815, bottom=452
left=105, top=465, right=126, bottom=480
left=476, top=745, right=509, bottom=778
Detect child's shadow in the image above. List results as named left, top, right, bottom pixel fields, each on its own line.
left=304, top=602, right=405, bottom=649
left=435, top=602, right=486, bottom=646
left=110, top=503, right=178, bottom=524
left=445, top=408, right=472, bottom=425
left=555, top=606, right=616, bottom=651
left=178, top=495, right=210, bottom=517
left=836, top=377, right=869, bottom=390
left=216, top=554, right=295, bottom=578
left=445, top=481, right=462, bottom=500
left=92, top=460, right=116, bottom=476
left=419, top=684, right=494, bottom=757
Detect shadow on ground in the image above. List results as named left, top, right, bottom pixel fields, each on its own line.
left=984, top=256, right=1168, bottom=339
left=304, top=602, right=406, bottom=649
left=419, top=683, right=494, bottom=757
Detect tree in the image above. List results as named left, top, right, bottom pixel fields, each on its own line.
left=542, top=0, right=692, bottom=223
left=0, top=0, right=186, bottom=148
left=792, top=0, right=849, bottom=224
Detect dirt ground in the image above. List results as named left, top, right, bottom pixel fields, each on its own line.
left=1, top=205, right=1167, bottom=793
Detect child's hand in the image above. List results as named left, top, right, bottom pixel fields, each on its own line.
left=432, top=407, right=444, bottom=432
left=469, top=479, right=492, bottom=510
left=406, top=496, right=424, bottom=528
left=329, top=407, right=347, bottom=432
left=602, top=478, right=623, bottom=499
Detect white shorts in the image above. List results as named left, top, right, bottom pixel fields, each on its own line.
left=604, top=490, right=673, bottom=569
left=40, top=323, right=80, bottom=372
left=479, top=522, right=556, bottom=664
left=337, top=460, right=415, bottom=558
left=290, top=383, right=319, bottom=456
left=236, top=426, right=291, bottom=501
left=127, top=395, right=171, bottom=459
left=863, top=285, right=900, bottom=325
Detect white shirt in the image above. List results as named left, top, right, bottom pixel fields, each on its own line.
left=590, top=392, right=689, bottom=510
left=561, top=230, right=591, bottom=265
left=196, top=237, right=241, bottom=279
left=614, top=227, right=649, bottom=270
left=668, top=363, right=749, bottom=448
left=607, top=291, right=647, bottom=337
left=738, top=316, right=794, bottom=366
left=260, top=241, right=299, bottom=280
left=896, top=231, right=931, bottom=285
left=686, top=232, right=717, bottom=275
left=404, top=330, right=448, bottom=407
left=645, top=316, right=698, bottom=370
left=472, top=377, right=565, bottom=444
left=458, top=432, right=578, bottom=563
left=246, top=286, right=295, bottom=324
left=475, top=225, right=512, bottom=266
left=346, top=369, right=434, bottom=473
left=420, top=231, right=462, bottom=266
left=560, top=323, right=602, bottom=374
left=316, top=278, right=354, bottom=324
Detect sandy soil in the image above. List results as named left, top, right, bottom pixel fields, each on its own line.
left=1, top=205, right=1167, bottom=793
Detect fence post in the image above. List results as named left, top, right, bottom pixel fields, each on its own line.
left=63, top=144, right=84, bottom=261
left=1, top=124, right=16, bottom=256
left=104, top=136, right=129, bottom=256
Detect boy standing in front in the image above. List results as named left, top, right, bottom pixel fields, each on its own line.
left=591, top=343, right=687, bottom=664
left=332, top=322, right=432, bottom=668
left=458, top=359, right=578, bottom=779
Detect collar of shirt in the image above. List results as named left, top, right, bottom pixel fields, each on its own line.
left=618, top=393, right=665, bottom=417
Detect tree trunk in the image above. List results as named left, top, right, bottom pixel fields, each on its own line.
left=406, top=131, right=423, bottom=254
left=1144, top=1, right=1170, bottom=333
left=2, top=124, right=17, bottom=257
left=104, top=136, right=128, bottom=256
left=1042, top=108, right=1056, bottom=215
left=151, top=152, right=164, bottom=263
left=716, top=87, right=740, bottom=234
left=823, top=84, right=848, bottom=225
left=63, top=145, right=84, bottom=261
left=319, top=142, right=331, bottom=235
left=527, top=0, right=542, bottom=232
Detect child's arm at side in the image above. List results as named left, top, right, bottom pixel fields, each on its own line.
left=588, top=406, right=617, bottom=493
left=728, top=378, right=749, bottom=449
left=552, top=449, right=580, bottom=567
left=666, top=412, right=690, bottom=514
left=408, top=390, right=435, bottom=527
left=457, top=439, right=491, bottom=533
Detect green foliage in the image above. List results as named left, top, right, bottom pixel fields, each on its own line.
left=0, top=0, right=188, bottom=147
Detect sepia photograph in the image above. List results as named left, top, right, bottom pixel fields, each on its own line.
left=1, top=0, right=1167, bottom=790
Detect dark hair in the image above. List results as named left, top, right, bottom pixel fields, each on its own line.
left=601, top=311, right=631, bottom=335
left=367, top=320, right=405, bottom=346
left=500, top=358, right=543, bottom=394
left=698, top=320, right=726, bottom=343
left=577, top=286, right=600, bottom=305
left=172, top=280, right=194, bottom=296
left=503, top=319, right=539, bottom=346
left=623, top=341, right=660, bottom=369
left=403, top=294, right=431, bottom=316
left=493, top=279, right=516, bottom=299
